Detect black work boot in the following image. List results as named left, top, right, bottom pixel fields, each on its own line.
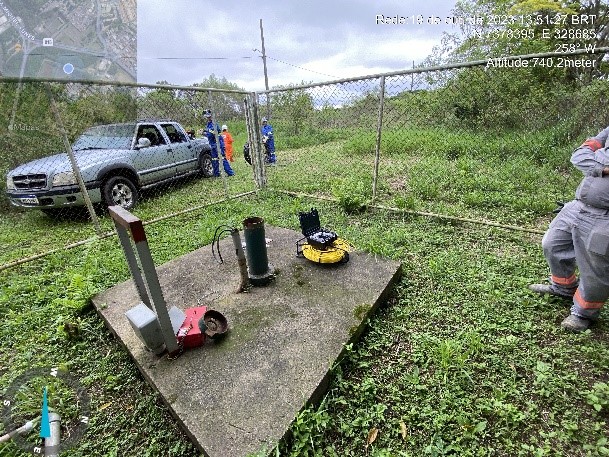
left=561, top=314, right=592, bottom=332
left=528, top=284, right=574, bottom=300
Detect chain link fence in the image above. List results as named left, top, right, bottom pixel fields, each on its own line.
left=261, top=48, right=609, bottom=232
left=0, top=80, right=259, bottom=268
left=1, top=49, right=608, bottom=269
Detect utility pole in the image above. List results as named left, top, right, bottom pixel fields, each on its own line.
left=259, top=19, right=271, bottom=119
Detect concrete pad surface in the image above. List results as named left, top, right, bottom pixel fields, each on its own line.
left=92, top=225, right=401, bottom=457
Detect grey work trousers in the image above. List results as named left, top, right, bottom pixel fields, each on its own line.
left=542, top=199, right=609, bottom=319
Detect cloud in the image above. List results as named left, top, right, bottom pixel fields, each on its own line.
left=136, top=0, right=458, bottom=90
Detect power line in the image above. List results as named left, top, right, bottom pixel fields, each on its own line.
left=24, top=53, right=254, bottom=60
left=252, top=49, right=339, bottom=79
left=24, top=50, right=339, bottom=78
left=138, top=56, right=255, bottom=60
left=25, top=50, right=338, bottom=77
left=266, top=55, right=339, bottom=78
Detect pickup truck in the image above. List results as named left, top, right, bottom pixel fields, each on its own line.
left=5, top=120, right=213, bottom=213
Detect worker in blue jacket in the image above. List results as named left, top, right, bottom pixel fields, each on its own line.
left=261, top=117, right=276, bottom=164
left=204, top=110, right=234, bottom=177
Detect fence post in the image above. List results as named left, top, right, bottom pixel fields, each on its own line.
left=45, top=83, right=102, bottom=236
left=372, top=75, right=386, bottom=203
left=245, top=93, right=267, bottom=189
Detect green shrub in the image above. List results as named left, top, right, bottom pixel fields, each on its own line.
left=331, top=176, right=371, bottom=213
left=585, top=382, right=609, bottom=413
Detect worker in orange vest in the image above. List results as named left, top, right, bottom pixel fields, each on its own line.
left=221, top=124, right=234, bottom=162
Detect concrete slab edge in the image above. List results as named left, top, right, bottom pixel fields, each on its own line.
left=258, top=263, right=404, bottom=456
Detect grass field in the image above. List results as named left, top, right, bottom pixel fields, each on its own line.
left=1, top=129, right=608, bottom=456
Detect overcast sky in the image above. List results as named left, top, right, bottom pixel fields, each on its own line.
left=137, top=0, right=460, bottom=90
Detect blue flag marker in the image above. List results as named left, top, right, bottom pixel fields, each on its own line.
left=39, top=387, right=51, bottom=438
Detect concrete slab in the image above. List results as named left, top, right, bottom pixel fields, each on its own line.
left=92, top=225, right=402, bottom=457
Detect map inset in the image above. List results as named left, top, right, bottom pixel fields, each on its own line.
left=0, top=0, right=136, bottom=82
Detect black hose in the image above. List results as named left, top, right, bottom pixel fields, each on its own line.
left=212, top=225, right=236, bottom=264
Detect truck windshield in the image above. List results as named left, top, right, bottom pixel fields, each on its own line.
left=73, top=124, right=136, bottom=150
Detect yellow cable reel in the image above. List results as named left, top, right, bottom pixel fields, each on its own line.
left=301, top=238, right=352, bottom=264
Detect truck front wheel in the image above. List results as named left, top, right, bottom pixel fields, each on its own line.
left=199, top=153, right=214, bottom=178
left=102, top=176, right=139, bottom=210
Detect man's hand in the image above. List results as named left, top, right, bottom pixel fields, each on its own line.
left=602, top=166, right=609, bottom=177
left=582, top=126, right=609, bottom=151
left=594, top=126, right=609, bottom=148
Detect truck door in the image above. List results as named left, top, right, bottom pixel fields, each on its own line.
left=160, top=123, right=197, bottom=175
left=133, top=124, right=177, bottom=184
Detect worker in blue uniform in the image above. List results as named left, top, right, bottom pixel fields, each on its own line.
left=204, top=110, right=234, bottom=177
left=261, top=117, right=276, bottom=164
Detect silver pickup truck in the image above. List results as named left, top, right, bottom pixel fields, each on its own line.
left=5, top=120, right=213, bottom=213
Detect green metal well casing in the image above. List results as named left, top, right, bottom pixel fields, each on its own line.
left=243, top=216, right=270, bottom=276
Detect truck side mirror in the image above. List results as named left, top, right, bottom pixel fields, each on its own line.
left=136, top=137, right=151, bottom=149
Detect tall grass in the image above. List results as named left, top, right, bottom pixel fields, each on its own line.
left=343, top=126, right=576, bottom=170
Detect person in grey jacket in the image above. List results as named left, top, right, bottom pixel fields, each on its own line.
left=530, top=125, right=609, bottom=331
